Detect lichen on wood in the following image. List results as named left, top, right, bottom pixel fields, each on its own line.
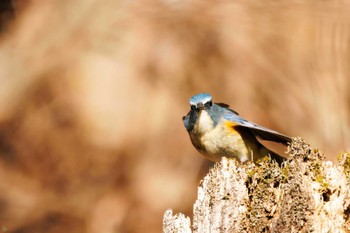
left=163, top=138, right=350, bottom=233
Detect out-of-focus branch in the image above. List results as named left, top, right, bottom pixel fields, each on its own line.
left=0, top=0, right=14, bottom=32
left=163, top=138, right=350, bottom=232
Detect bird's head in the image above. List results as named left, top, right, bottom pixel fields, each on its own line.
left=189, top=93, right=213, bottom=110
left=183, top=93, right=216, bottom=132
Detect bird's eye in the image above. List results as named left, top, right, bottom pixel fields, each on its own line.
left=191, top=105, right=196, bottom=110
left=204, top=101, right=212, bottom=108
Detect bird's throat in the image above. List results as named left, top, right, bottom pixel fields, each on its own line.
left=194, top=110, right=215, bottom=135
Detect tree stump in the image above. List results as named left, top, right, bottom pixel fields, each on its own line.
left=163, top=138, right=350, bottom=233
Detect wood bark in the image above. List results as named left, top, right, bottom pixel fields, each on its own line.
left=163, top=138, right=350, bottom=233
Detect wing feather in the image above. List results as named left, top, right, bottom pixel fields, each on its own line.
left=223, top=110, right=291, bottom=144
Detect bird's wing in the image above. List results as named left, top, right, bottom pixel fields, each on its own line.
left=223, top=110, right=292, bottom=144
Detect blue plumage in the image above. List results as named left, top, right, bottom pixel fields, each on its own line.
left=189, top=93, right=212, bottom=107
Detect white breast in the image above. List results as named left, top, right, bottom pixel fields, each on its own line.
left=195, top=110, right=215, bottom=134
left=190, top=110, right=250, bottom=162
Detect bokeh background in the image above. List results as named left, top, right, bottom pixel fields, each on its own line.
left=0, top=0, right=349, bottom=232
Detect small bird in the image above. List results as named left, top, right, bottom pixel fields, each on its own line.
left=183, top=93, right=291, bottom=164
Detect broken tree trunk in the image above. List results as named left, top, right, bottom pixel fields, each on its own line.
left=163, top=138, right=350, bottom=233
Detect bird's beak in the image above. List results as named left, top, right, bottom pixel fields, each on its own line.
left=196, top=103, right=204, bottom=110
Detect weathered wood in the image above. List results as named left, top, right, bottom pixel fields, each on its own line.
left=163, top=138, right=350, bottom=233
left=163, top=209, right=191, bottom=233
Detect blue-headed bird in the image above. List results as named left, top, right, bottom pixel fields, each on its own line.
left=183, top=93, right=291, bottom=164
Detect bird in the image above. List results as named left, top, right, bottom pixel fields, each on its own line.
left=183, top=93, right=292, bottom=164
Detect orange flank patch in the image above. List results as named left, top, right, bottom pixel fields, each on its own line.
left=224, top=121, right=239, bottom=135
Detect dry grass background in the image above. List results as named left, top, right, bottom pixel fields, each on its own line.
left=0, top=0, right=349, bottom=232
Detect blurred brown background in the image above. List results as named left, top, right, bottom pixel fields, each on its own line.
left=0, top=0, right=349, bottom=232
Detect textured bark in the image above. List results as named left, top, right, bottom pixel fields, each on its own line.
left=163, top=138, right=350, bottom=233
left=163, top=209, right=191, bottom=233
